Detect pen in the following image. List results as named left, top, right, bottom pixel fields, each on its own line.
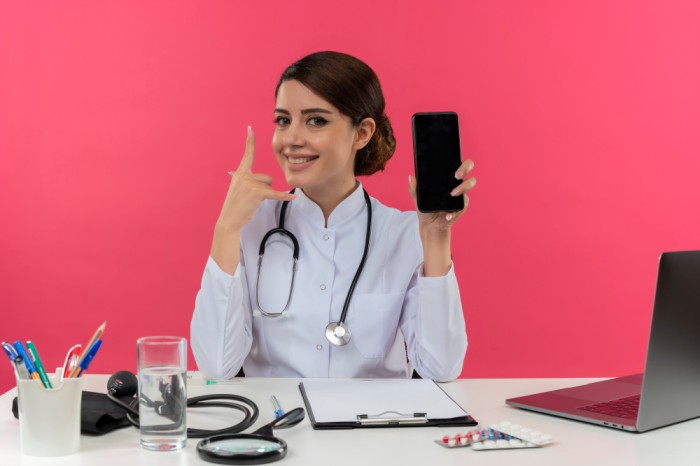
left=72, top=339, right=102, bottom=378
left=61, top=344, right=82, bottom=381
left=13, top=356, right=31, bottom=380
left=2, top=341, right=19, bottom=361
left=2, top=343, right=20, bottom=377
left=12, top=341, right=40, bottom=381
left=26, top=341, right=52, bottom=389
left=271, top=395, right=285, bottom=419
left=69, top=321, right=106, bottom=378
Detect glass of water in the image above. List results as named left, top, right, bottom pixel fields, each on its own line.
left=136, top=336, right=187, bottom=451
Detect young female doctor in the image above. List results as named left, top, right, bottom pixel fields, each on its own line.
left=191, top=51, right=476, bottom=382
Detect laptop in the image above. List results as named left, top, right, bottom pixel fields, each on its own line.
left=506, top=250, right=700, bottom=432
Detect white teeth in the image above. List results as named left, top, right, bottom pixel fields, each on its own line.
left=289, top=157, right=314, bottom=164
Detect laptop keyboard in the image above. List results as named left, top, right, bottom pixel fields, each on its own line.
left=578, top=394, right=640, bottom=419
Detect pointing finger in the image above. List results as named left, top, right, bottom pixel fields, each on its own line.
left=237, top=126, right=255, bottom=172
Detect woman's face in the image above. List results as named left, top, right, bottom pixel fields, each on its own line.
left=272, top=80, right=362, bottom=196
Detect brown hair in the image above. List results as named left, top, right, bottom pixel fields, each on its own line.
left=275, top=51, right=396, bottom=176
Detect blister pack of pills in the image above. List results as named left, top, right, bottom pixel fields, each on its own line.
left=435, top=421, right=554, bottom=451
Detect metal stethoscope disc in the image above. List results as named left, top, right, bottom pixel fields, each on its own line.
left=325, top=322, right=351, bottom=346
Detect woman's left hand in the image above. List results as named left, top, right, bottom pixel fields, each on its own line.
left=408, top=159, right=476, bottom=233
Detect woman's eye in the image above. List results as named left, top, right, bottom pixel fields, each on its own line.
left=274, top=116, right=290, bottom=126
left=308, top=116, right=328, bottom=127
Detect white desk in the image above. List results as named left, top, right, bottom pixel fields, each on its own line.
left=2, top=376, right=700, bottom=465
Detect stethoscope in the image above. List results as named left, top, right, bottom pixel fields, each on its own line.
left=255, top=188, right=372, bottom=346
left=107, top=371, right=307, bottom=464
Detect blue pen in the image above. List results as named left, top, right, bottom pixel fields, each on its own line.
left=73, top=339, right=102, bottom=378
left=12, top=341, right=40, bottom=381
left=2, top=342, right=19, bottom=361
left=271, top=395, right=285, bottom=419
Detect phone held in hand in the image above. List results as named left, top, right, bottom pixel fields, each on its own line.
left=412, top=112, right=465, bottom=213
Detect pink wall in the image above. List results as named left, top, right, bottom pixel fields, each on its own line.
left=1, top=1, right=699, bottom=393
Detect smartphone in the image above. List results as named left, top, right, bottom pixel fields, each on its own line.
left=412, top=112, right=465, bottom=213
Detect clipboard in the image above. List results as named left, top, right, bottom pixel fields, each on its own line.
left=299, top=379, right=477, bottom=429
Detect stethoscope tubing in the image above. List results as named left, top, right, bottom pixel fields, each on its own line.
left=255, top=188, right=372, bottom=345
left=337, top=189, right=372, bottom=325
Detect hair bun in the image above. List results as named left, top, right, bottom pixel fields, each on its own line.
left=355, top=114, right=396, bottom=176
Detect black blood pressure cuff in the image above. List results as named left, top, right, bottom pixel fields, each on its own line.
left=12, top=391, right=131, bottom=435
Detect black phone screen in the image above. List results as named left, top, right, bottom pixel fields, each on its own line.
left=412, top=112, right=464, bottom=213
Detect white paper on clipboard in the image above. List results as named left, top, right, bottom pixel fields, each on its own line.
left=300, top=379, right=469, bottom=423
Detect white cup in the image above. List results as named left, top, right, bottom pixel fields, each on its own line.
left=17, top=374, right=83, bottom=456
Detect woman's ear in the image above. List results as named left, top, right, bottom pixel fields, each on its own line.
left=353, top=117, right=376, bottom=151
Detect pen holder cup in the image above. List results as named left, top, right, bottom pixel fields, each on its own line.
left=16, top=375, right=83, bottom=457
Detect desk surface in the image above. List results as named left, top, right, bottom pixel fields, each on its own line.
left=2, top=376, right=700, bottom=466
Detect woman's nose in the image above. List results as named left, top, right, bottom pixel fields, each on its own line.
left=282, top=122, right=305, bottom=147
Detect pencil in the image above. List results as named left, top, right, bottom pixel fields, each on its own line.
left=69, top=321, right=107, bottom=378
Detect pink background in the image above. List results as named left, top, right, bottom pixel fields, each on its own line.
left=1, top=1, right=699, bottom=393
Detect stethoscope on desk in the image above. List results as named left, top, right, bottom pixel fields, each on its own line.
left=255, top=188, right=372, bottom=346
left=106, top=371, right=305, bottom=464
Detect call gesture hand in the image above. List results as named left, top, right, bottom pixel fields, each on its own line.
left=211, top=127, right=297, bottom=274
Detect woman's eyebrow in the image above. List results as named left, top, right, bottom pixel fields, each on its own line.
left=301, top=108, right=333, bottom=115
left=274, top=108, right=333, bottom=115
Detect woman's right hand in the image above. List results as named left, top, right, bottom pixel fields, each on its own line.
left=210, top=127, right=297, bottom=274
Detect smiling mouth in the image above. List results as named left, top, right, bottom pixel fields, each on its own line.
left=287, top=156, right=318, bottom=165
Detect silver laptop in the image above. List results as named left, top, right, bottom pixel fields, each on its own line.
left=506, top=250, right=700, bottom=432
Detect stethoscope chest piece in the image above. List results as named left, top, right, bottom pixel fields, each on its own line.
left=325, top=321, right=351, bottom=346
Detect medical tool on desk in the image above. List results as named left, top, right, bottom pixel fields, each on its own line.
left=197, top=407, right=305, bottom=465
left=106, top=370, right=266, bottom=438
left=255, top=188, right=372, bottom=346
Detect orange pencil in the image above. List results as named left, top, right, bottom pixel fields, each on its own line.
left=69, top=321, right=106, bottom=378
